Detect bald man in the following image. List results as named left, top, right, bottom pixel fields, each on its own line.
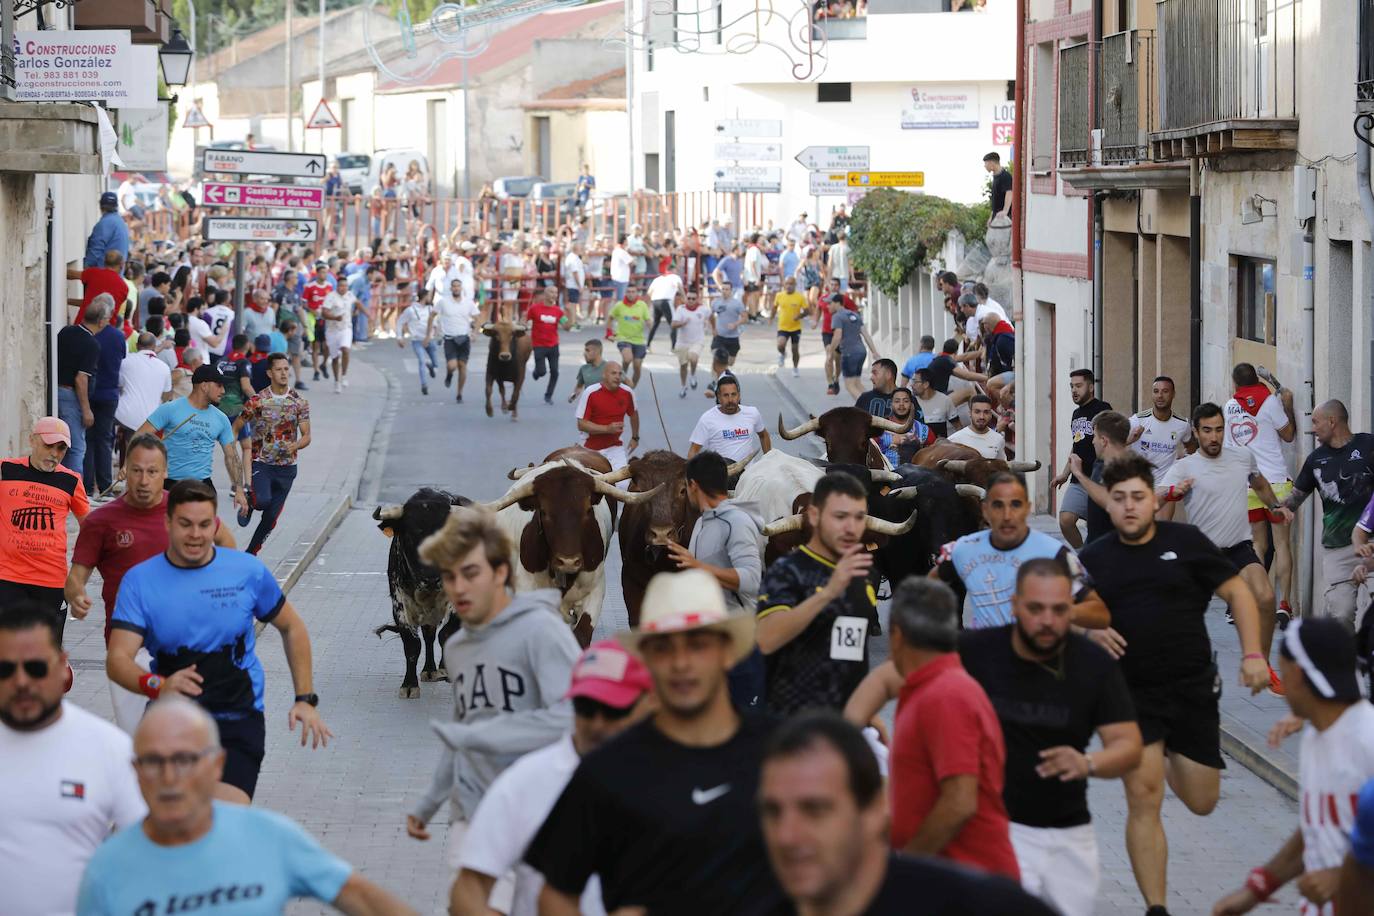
left=77, top=698, right=415, bottom=915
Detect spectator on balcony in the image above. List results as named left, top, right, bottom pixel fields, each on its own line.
left=84, top=192, right=130, bottom=269
left=985, top=152, right=1013, bottom=225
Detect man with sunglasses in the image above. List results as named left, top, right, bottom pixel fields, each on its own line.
left=0, top=417, right=89, bottom=641
left=0, top=602, right=145, bottom=916
left=451, top=640, right=653, bottom=916
left=77, top=697, right=414, bottom=916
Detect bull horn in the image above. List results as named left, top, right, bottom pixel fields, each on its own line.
left=597, top=464, right=635, bottom=485
left=373, top=504, right=404, bottom=520
left=762, top=513, right=805, bottom=537
left=777, top=413, right=820, bottom=440
left=869, top=414, right=914, bottom=434
left=888, top=486, right=919, bottom=500
left=725, top=450, right=758, bottom=478
left=593, top=477, right=664, bottom=505
left=938, top=459, right=969, bottom=475
left=1008, top=460, right=1042, bottom=472
left=955, top=484, right=987, bottom=500
left=865, top=508, right=919, bottom=536
left=507, top=463, right=537, bottom=480
left=868, top=469, right=903, bottom=484
left=481, top=479, right=536, bottom=514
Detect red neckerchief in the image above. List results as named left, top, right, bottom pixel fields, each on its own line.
left=227, top=350, right=246, bottom=363
left=1233, top=383, right=1270, bottom=417
left=174, top=346, right=188, bottom=369
left=990, top=319, right=1015, bottom=336
left=249, top=352, right=268, bottom=364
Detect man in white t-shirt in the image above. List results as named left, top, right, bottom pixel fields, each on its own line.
left=645, top=267, right=684, bottom=351
left=562, top=243, right=587, bottom=328
left=742, top=235, right=766, bottom=319
left=687, top=375, right=772, bottom=462
left=498, top=244, right=524, bottom=316
left=671, top=291, right=710, bottom=397
left=187, top=296, right=227, bottom=358
left=0, top=603, right=146, bottom=916
left=1211, top=617, right=1374, bottom=916
left=451, top=640, right=652, bottom=916
left=609, top=237, right=634, bottom=303
left=828, top=234, right=851, bottom=292
left=973, top=282, right=1009, bottom=327
left=426, top=252, right=459, bottom=307
left=1127, top=375, right=1193, bottom=476
left=912, top=370, right=955, bottom=438
left=948, top=394, right=1006, bottom=458
left=116, top=332, right=173, bottom=434
left=201, top=292, right=235, bottom=359
left=322, top=286, right=356, bottom=393
left=436, top=277, right=482, bottom=403
left=1224, top=362, right=1299, bottom=626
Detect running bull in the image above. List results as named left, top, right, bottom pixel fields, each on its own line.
left=910, top=440, right=1041, bottom=498
left=483, top=318, right=533, bottom=421
left=776, top=407, right=912, bottom=467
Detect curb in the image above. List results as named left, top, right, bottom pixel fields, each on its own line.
left=768, top=372, right=826, bottom=459
left=1220, top=715, right=1299, bottom=801
left=274, top=494, right=354, bottom=597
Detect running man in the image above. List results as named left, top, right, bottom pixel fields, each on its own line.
left=233, top=354, right=310, bottom=556
left=687, top=375, right=772, bottom=462
left=321, top=281, right=356, bottom=394
left=575, top=361, right=640, bottom=474
left=527, top=286, right=565, bottom=405
left=671, top=289, right=710, bottom=397
left=136, top=366, right=248, bottom=515
left=107, top=480, right=331, bottom=804
left=1050, top=369, right=1112, bottom=548
left=1128, top=375, right=1194, bottom=477
left=607, top=283, right=650, bottom=388
left=644, top=263, right=683, bottom=351
left=706, top=280, right=746, bottom=397
left=773, top=275, right=808, bottom=378
left=437, top=277, right=482, bottom=404
left=397, top=288, right=439, bottom=396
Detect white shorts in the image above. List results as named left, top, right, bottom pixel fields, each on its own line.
left=596, top=444, right=630, bottom=490
left=1010, top=821, right=1099, bottom=916
left=674, top=340, right=703, bottom=365
left=325, top=327, right=353, bottom=351
left=445, top=819, right=515, bottom=911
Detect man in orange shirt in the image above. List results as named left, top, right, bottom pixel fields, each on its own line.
left=0, top=417, right=89, bottom=641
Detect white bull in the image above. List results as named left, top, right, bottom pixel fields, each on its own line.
left=734, top=450, right=826, bottom=525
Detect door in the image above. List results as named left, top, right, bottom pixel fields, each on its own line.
left=535, top=116, right=551, bottom=179
left=664, top=110, right=676, bottom=192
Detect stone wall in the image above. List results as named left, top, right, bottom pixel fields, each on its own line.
left=0, top=172, right=50, bottom=455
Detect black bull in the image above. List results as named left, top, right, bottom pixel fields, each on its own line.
left=484, top=320, right=533, bottom=420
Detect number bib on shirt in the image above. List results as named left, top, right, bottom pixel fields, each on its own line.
left=830, top=616, right=867, bottom=661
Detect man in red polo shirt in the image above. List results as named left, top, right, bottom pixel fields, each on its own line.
left=526, top=286, right=565, bottom=405
left=844, top=577, right=1018, bottom=879
left=301, top=261, right=334, bottom=381
left=575, top=361, right=640, bottom=479
left=69, top=249, right=129, bottom=326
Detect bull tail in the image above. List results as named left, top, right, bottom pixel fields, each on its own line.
left=374, top=623, right=402, bottom=639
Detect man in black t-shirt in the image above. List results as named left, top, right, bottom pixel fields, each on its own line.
left=854, top=358, right=899, bottom=418
left=756, top=472, right=880, bottom=716
left=960, top=558, right=1141, bottom=916
left=985, top=151, right=1013, bottom=223
left=756, top=712, right=1056, bottom=916
left=1077, top=452, right=1269, bottom=916
left=1066, top=409, right=1132, bottom=545
left=56, top=294, right=109, bottom=474
left=1051, top=368, right=1111, bottom=548
left=525, top=567, right=782, bottom=915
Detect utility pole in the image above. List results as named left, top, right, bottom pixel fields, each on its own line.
left=318, top=0, right=326, bottom=154
left=461, top=52, right=471, bottom=198
left=186, top=0, right=198, bottom=150
left=624, top=0, right=635, bottom=191
left=285, top=0, right=294, bottom=151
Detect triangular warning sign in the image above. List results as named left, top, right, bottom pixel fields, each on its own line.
left=306, top=98, right=341, bottom=130
left=182, top=104, right=211, bottom=129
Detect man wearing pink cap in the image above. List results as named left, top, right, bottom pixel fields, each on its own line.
left=0, top=418, right=89, bottom=639
left=451, top=640, right=653, bottom=916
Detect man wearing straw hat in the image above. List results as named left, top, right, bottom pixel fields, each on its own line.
left=526, top=568, right=783, bottom=915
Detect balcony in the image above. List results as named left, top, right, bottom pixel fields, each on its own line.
left=1150, top=0, right=1298, bottom=160
left=1099, top=29, right=1155, bottom=163
left=75, top=0, right=174, bottom=45
left=1057, top=41, right=1091, bottom=168
left=1360, top=0, right=1373, bottom=111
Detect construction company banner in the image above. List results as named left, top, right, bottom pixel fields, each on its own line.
left=901, top=85, right=979, bottom=130
left=13, top=30, right=155, bottom=107
left=114, top=103, right=169, bottom=172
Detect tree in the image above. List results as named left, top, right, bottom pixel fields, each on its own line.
left=847, top=190, right=990, bottom=297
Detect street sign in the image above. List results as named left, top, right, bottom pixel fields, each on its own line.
left=809, top=172, right=850, bottom=195
left=182, top=104, right=211, bottom=129
left=847, top=171, right=924, bottom=188
left=203, top=183, right=325, bottom=210
left=306, top=98, right=341, bottom=130
left=714, top=141, right=781, bottom=161
left=794, top=146, right=870, bottom=171
left=202, top=217, right=319, bottom=243
left=201, top=149, right=327, bottom=179
left=713, top=165, right=781, bottom=193
left=714, top=118, right=783, bottom=138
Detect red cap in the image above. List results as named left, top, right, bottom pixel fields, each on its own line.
left=565, top=640, right=652, bottom=709
left=32, top=416, right=71, bottom=447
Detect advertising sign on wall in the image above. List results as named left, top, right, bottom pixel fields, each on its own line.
left=14, top=30, right=155, bottom=107
left=114, top=104, right=169, bottom=172
left=901, top=85, right=979, bottom=130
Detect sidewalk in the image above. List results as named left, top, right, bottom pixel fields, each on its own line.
left=731, top=320, right=1303, bottom=799
left=62, top=344, right=394, bottom=718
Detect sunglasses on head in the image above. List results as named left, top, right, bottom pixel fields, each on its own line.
left=0, top=659, right=50, bottom=680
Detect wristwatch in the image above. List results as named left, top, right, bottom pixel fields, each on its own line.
left=294, top=693, right=320, bottom=707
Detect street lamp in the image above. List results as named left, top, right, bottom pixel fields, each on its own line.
left=159, top=28, right=194, bottom=88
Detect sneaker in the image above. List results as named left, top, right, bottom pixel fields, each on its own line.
left=777, top=352, right=785, bottom=368
left=321, top=363, right=329, bottom=379
left=1277, top=601, right=1294, bottom=631
left=827, top=383, right=840, bottom=396
left=422, top=385, right=429, bottom=396
left=1225, top=607, right=1235, bottom=626
left=313, top=370, right=321, bottom=381
left=342, top=377, right=349, bottom=388
left=1145, top=908, right=1172, bottom=916
left=236, top=500, right=253, bottom=527
left=1268, top=665, right=1285, bottom=697
left=679, top=386, right=687, bottom=398
left=428, top=363, right=437, bottom=378
left=455, top=394, right=463, bottom=404
left=705, top=380, right=716, bottom=396
left=533, top=368, right=544, bottom=381
left=543, top=395, right=553, bottom=405
left=294, top=381, right=309, bottom=391
left=334, top=380, right=342, bottom=394
left=792, top=366, right=800, bottom=378
left=689, top=376, right=698, bottom=389
left=445, top=368, right=454, bottom=388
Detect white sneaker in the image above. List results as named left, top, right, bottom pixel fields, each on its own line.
left=342, top=376, right=349, bottom=388
left=792, top=366, right=800, bottom=378
left=777, top=352, right=785, bottom=368
left=679, top=387, right=688, bottom=398
left=334, top=379, right=342, bottom=394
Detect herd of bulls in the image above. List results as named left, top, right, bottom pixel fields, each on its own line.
left=371, top=405, right=1039, bottom=699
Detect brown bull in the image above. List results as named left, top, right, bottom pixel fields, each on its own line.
left=483, top=319, right=533, bottom=421
left=760, top=499, right=921, bottom=565
left=605, top=450, right=755, bottom=626
left=777, top=407, right=911, bottom=467
left=911, top=440, right=1041, bottom=498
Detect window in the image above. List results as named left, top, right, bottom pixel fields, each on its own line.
left=818, top=82, right=851, bottom=102
left=1235, top=256, right=1276, bottom=345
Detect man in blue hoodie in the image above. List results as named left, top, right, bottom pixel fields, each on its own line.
left=404, top=506, right=579, bottom=908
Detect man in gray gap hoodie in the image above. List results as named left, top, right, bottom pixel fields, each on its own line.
left=405, top=509, right=580, bottom=881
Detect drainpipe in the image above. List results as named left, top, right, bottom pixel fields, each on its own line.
left=1189, top=157, right=1201, bottom=408
left=1092, top=192, right=1104, bottom=383
left=1356, top=114, right=1374, bottom=420
left=1297, top=204, right=1316, bottom=621
left=1012, top=0, right=1025, bottom=272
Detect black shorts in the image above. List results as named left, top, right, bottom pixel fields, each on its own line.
left=711, top=335, right=741, bottom=359
left=565, top=289, right=581, bottom=304
left=1222, top=540, right=1263, bottom=572
left=0, top=580, right=65, bottom=640
left=1130, top=664, right=1224, bottom=769
left=217, top=711, right=267, bottom=799
left=777, top=329, right=801, bottom=343
left=821, top=331, right=834, bottom=347
left=444, top=335, right=471, bottom=362
left=744, top=282, right=760, bottom=293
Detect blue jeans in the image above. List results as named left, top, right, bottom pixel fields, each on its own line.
left=83, top=399, right=117, bottom=493
left=611, top=280, right=628, bottom=302
left=248, top=462, right=297, bottom=555
left=532, top=345, right=559, bottom=399
left=411, top=339, right=439, bottom=389
left=57, top=387, right=87, bottom=474
left=352, top=309, right=369, bottom=342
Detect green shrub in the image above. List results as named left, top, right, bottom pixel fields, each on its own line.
left=848, top=190, right=991, bottom=297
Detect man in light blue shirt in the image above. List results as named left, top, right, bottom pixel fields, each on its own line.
left=83, top=193, right=129, bottom=268
left=76, top=698, right=412, bottom=916
left=780, top=239, right=800, bottom=281
left=135, top=367, right=246, bottom=513
left=706, top=282, right=747, bottom=395
left=348, top=266, right=375, bottom=342
left=899, top=334, right=938, bottom=387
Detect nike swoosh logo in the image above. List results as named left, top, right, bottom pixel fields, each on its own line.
left=692, top=784, right=731, bottom=805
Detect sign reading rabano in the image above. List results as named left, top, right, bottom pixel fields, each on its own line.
left=901, top=85, right=979, bottom=130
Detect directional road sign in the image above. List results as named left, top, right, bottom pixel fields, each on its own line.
left=809, top=172, right=850, bottom=195
left=201, top=148, right=327, bottom=179
left=847, top=171, right=924, bottom=188
left=202, top=217, right=318, bottom=243
left=795, top=146, right=870, bottom=171
left=713, top=165, right=781, bottom=193
left=203, top=183, right=325, bottom=210
left=714, top=118, right=783, bottom=138
left=714, top=141, right=782, bottom=161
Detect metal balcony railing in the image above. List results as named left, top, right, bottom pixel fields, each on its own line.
left=1156, top=0, right=1297, bottom=132
left=1099, top=29, right=1155, bottom=163
left=1058, top=42, right=1092, bottom=167
left=1360, top=0, right=1374, bottom=108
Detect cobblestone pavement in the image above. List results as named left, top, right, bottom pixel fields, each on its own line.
left=84, top=326, right=1305, bottom=915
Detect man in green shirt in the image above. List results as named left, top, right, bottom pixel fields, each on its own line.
left=568, top=338, right=607, bottom=404
left=607, top=283, right=651, bottom=388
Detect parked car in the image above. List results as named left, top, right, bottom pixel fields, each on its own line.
left=492, top=175, right=544, bottom=199
left=361, top=148, right=430, bottom=196
left=334, top=152, right=372, bottom=195
left=530, top=181, right=578, bottom=221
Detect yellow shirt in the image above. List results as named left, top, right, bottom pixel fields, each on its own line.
left=774, top=291, right=808, bottom=333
